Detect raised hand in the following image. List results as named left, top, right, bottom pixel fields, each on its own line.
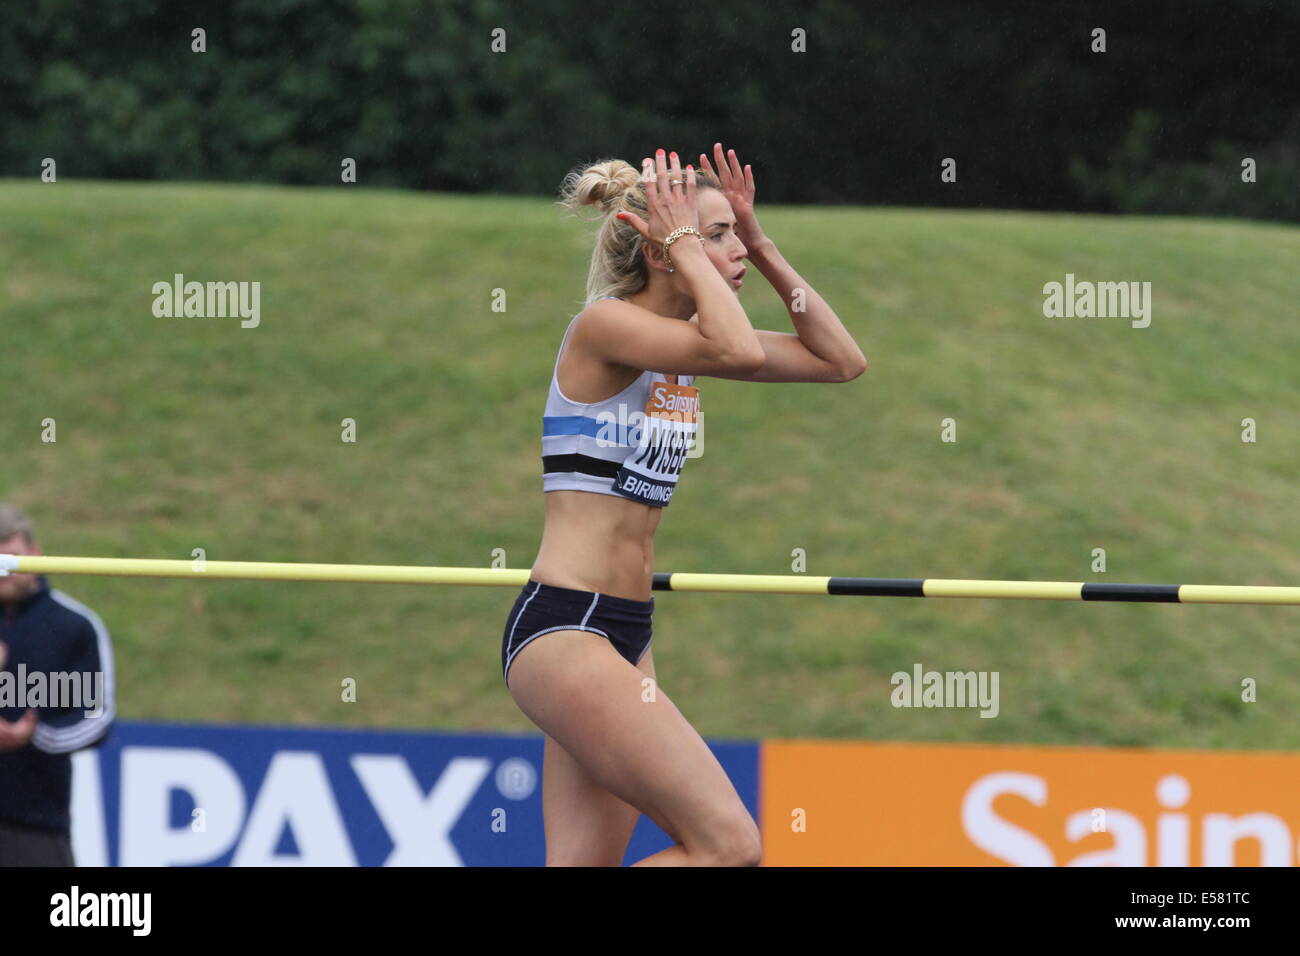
left=699, top=142, right=765, bottom=249
left=616, top=149, right=701, bottom=263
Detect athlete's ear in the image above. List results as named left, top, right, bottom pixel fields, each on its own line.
left=642, top=239, right=672, bottom=274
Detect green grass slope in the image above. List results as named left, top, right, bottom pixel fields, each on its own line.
left=2, top=180, right=1297, bottom=749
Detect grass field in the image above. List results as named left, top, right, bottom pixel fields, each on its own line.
left=2, top=179, right=1298, bottom=750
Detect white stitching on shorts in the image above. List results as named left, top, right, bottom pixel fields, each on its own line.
left=579, top=591, right=599, bottom=627
left=505, top=581, right=542, bottom=656
left=634, top=637, right=654, bottom=664
left=504, top=624, right=612, bottom=684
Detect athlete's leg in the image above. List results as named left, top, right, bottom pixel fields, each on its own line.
left=538, top=649, right=674, bottom=866
left=508, top=633, right=760, bottom=867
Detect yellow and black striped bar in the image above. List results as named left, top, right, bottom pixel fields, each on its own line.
left=2, top=555, right=1298, bottom=606
left=652, top=572, right=1297, bottom=605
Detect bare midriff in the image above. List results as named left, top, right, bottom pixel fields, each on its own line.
left=530, top=489, right=665, bottom=602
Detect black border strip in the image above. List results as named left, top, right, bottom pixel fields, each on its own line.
left=541, top=454, right=621, bottom=478
left=1081, top=583, right=1182, bottom=602
left=828, top=577, right=926, bottom=596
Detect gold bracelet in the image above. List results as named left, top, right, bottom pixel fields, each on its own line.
left=662, top=226, right=704, bottom=273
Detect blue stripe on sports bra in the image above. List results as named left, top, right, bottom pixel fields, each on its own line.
left=542, top=415, right=636, bottom=443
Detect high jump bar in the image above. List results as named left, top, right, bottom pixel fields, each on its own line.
left=1, top=555, right=1298, bottom=606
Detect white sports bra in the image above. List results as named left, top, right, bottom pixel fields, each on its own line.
left=540, top=298, right=701, bottom=507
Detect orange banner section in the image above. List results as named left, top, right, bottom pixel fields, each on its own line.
left=761, top=740, right=1300, bottom=866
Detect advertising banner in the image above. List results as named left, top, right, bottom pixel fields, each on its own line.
left=760, top=740, right=1300, bottom=866
left=68, top=724, right=1296, bottom=865
left=70, top=721, right=759, bottom=866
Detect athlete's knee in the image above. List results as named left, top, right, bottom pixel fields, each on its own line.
left=724, top=819, right=763, bottom=867
left=695, top=815, right=762, bottom=867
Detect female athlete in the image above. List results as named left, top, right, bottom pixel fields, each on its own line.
left=501, top=144, right=867, bottom=866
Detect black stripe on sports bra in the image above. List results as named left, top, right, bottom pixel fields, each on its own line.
left=542, top=454, right=621, bottom=479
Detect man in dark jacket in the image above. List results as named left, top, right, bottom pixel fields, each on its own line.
left=0, top=504, right=116, bottom=866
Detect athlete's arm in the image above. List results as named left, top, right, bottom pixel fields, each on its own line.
left=690, top=324, right=857, bottom=383
left=699, top=142, right=867, bottom=384
left=575, top=290, right=764, bottom=378
left=738, top=238, right=867, bottom=383
left=682, top=310, right=864, bottom=384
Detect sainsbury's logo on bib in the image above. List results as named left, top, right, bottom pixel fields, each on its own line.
left=594, top=383, right=704, bottom=461
left=649, top=381, right=700, bottom=424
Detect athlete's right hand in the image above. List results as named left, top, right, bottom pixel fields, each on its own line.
left=616, top=149, right=700, bottom=251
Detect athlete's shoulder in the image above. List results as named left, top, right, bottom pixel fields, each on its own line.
left=572, top=296, right=659, bottom=347
left=579, top=295, right=646, bottom=320
left=579, top=296, right=683, bottom=334
left=573, top=295, right=623, bottom=331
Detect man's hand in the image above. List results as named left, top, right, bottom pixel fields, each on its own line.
left=0, top=710, right=36, bottom=751
left=0, top=641, right=37, bottom=750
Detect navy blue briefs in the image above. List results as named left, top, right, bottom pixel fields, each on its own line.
left=501, top=580, right=655, bottom=686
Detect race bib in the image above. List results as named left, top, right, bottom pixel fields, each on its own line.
left=612, top=381, right=701, bottom=506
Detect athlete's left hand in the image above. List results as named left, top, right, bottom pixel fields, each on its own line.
left=699, top=142, right=766, bottom=251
